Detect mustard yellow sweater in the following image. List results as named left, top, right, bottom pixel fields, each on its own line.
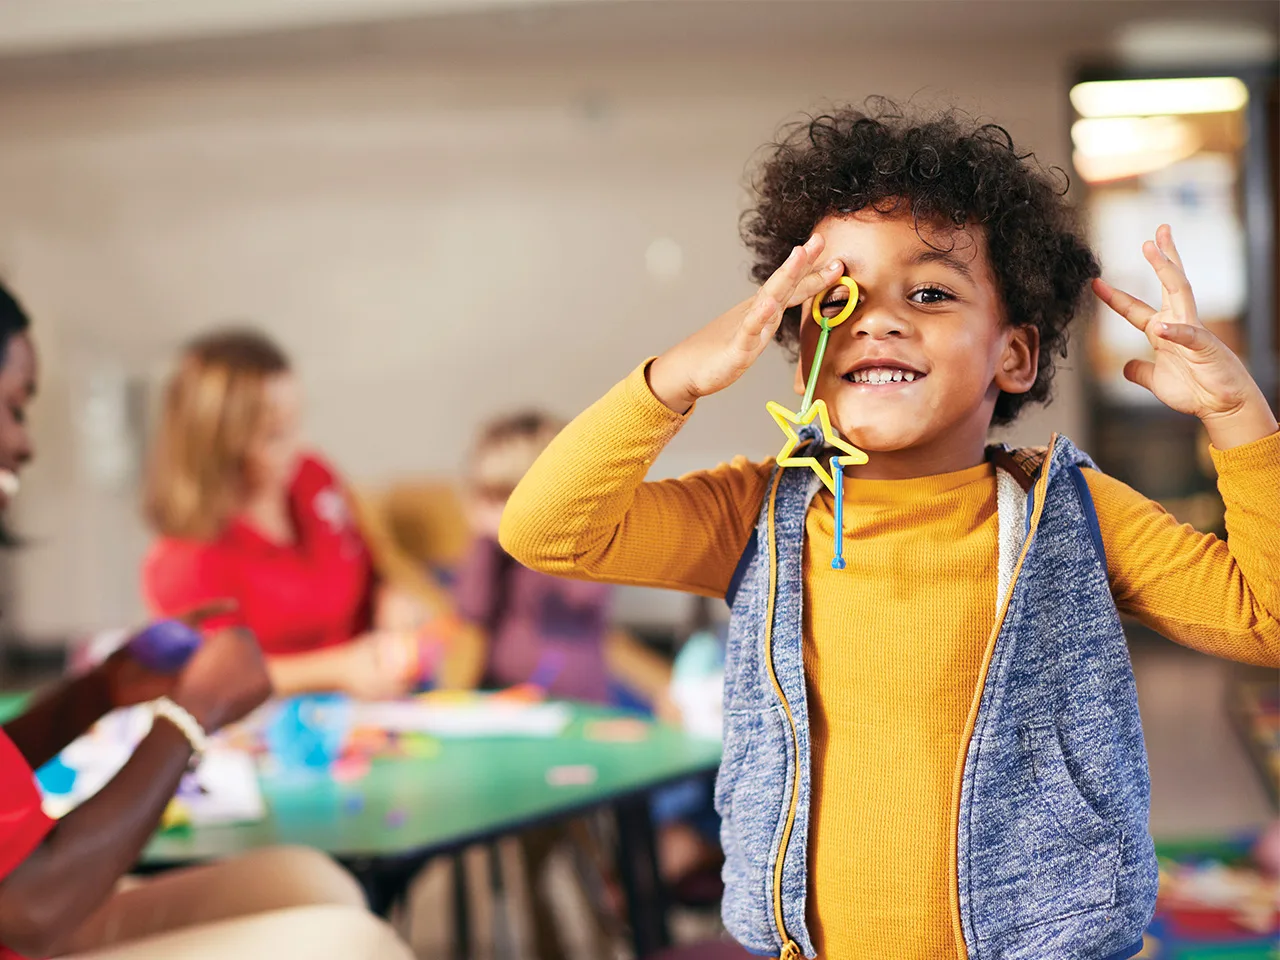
left=500, top=362, right=1280, bottom=959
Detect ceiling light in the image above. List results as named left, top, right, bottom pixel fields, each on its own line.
left=1071, top=116, right=1201, bottom=183
left=1072, top=116, right=1199, bottom=157
left=1070, top=77, right=1248, bottom=118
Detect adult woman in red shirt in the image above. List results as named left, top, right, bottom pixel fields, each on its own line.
left=142, top=330, right=427, bottom=700
left=0, top=283, right=412, bottom=959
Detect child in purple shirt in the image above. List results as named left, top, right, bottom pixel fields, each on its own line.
left=453, top=412, right=670, bottom=707
left=454, top=412, right=684, bottom=960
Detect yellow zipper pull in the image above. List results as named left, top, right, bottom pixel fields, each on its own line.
left=779, top=940, right=803, bottom=960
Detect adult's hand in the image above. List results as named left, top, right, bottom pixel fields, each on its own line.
left=266, top=632, right=416, bottom=701
left=103, top=599, right=239, bottom=710
left=0, top=624, right=268, bottom=958
left=5, top=601, right=241, bottom=771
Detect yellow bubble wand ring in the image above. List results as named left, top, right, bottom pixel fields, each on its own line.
left=800, top=276, right=858, bottom=415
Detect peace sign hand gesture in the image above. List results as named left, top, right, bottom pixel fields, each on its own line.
left=1093, top=224, right=1277, bottom=450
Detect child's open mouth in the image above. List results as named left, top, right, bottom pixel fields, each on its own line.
left=841, top=360, right=926, bottom=386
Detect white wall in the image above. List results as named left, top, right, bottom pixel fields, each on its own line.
left=0, top=38, right=1086, bottom=637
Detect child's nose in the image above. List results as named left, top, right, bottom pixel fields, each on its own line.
left=851, top=303, right=911, bottom=339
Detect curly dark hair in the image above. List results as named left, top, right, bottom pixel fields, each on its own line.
left=741, top=100, right=1100, bottom=425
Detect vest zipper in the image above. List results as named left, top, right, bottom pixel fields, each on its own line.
left=762, top=469, right=803, bottom=959
left=946, top=435, right=1059, bottom=959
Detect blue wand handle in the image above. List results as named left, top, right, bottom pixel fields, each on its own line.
left=831, top=456, right=847, bottom=571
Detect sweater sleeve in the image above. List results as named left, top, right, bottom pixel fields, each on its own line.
left=1087, top=429, right=1280, bottom=666
left=499, top=360, right=773, bottom=599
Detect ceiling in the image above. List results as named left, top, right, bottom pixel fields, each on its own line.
left=0, top=0, right=1275, bottom=79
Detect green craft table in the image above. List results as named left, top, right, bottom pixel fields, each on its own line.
left=0, top=694, right=722, bottom=957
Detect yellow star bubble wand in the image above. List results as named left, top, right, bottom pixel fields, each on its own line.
left=766, top=275, right=867, bottom=570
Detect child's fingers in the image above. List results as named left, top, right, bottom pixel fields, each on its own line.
left=1152, top=224, right=1183, bottom=313
left=1156, top=321, right=1214, bottom=352
left=1155, top=224, right=1186, bottom=271
left=1092, top=278, right=1155, bottom=331
left=1142, top=239, right=1199, bottom=326
left=740, top=237, right=830, bottom=343
left=1122, top=358, right=1156, bottom=393
left=749, top=248, right=802, bottom=331
left=738, top=292, right=782, bottom=341
left=758, top=236, right=825, bottom=309
left=785, top=258, right=845, bottom=310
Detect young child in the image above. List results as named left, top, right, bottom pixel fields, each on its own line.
left=456, top=412, right=678, bottom=960
left=499, top=105, right=1280, bottom=960
left=454, top=411, right=673, bottom=705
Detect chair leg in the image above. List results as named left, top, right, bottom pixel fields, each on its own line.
left=488, top=841, right=520, bottom=960
left=615, top=795, right=671, bottom=958
left=565, top=816, right=627, bottom=948
left=519, top=828, right=571, bottom=960
left=451, top=854, right=471, bottom=960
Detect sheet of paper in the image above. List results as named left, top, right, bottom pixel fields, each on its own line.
left=176, top=749, right=266, bottom=825
left=37, top=707, right=265, bottom=824
left=351, top=699, right=572, bottom=739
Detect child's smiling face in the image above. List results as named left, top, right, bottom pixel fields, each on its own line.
left=796, top=210, right=1039, bottom=478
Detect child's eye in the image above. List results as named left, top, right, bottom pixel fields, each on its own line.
left=909, top=286, right=954, bottom=305
left=820, top=289, right=867, bottom=318
left=819, top=294, right=850, bottom=318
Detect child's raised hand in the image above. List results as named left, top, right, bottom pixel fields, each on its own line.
left=1093, top=225, right=1277, bottom=450
left=648, top=234, right=843, bottom=413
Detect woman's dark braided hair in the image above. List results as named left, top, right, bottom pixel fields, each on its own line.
left=0, top=280, right=31, bottom=547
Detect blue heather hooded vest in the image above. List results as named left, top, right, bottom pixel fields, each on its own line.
left=715, top=432, right=1158, bottom=960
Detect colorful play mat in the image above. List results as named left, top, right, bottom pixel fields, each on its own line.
left=1138, top=834, right=1278, bottom=959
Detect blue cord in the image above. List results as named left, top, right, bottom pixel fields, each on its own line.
left=831, top=456, right=847, bottom=571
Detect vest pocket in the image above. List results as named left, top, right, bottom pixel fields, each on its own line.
left=1027, top=723, right=1121, bottom=860
left=971, top=722, right=1123, bottom=940
left=716, top=705, right=791, bottom=951
left=717, top=705, right=791, bottom=869
left=713, top=714, right=751, bottom=821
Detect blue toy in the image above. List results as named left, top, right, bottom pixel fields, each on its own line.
left=266, top=694, right=353, bottom=774
left=831, top=456, right=848, bottom=571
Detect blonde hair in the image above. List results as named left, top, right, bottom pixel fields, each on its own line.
left=469, top=411, right=564, bottom=501
left=145, top=328, right=290, bottom=540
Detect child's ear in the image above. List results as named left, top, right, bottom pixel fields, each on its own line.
left=995, top=324, right=1039, bottom=395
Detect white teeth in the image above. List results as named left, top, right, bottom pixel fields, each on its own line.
left=850, top=366, right=919, bottom=384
